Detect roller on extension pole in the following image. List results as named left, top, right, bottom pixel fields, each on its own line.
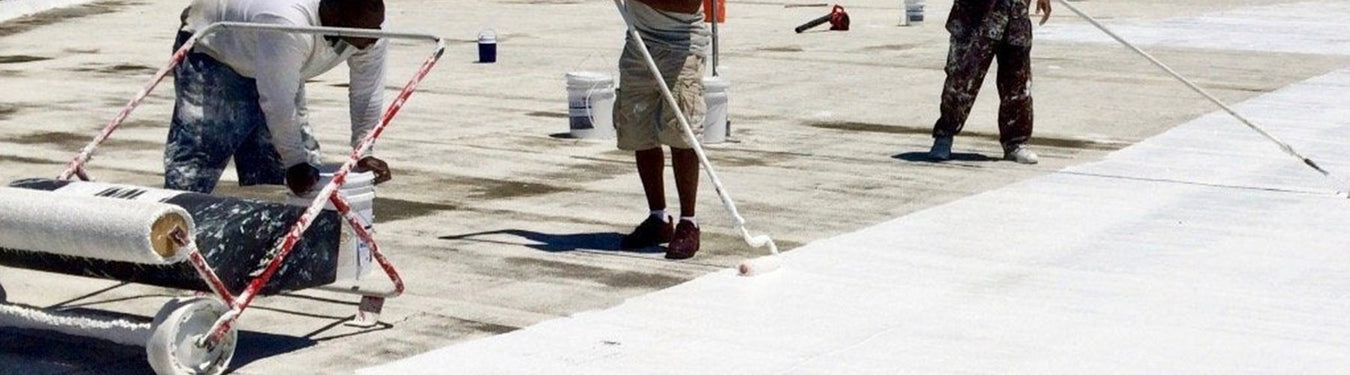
left=614, top=0, right=783, bottom=276
left=1054, top=0, right=1350, bottom=196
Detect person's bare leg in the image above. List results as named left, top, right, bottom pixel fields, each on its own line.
left=670, top=147, right=698, bottom=218
left=666, top=146, right=701, bottom=259
left=635, top=147, right=666, bottom=211
left=620, top=147, right=675, bottom=250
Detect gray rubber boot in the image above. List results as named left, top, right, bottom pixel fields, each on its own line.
left=1004, top=145, right=1039, bottom=164
left=929, top=136, right=953, bottom=161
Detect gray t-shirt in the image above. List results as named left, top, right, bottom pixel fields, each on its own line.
left=627, top=0, right=710, bottom=57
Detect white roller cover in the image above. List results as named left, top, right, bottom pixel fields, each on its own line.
left=0, top=187, right=194, bottom=264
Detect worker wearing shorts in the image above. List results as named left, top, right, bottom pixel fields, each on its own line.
left=614, top=0, right=709, bottom=260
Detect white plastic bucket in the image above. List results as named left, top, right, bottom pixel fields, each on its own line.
left=285, top=164, right=376, bottom=282
left=702, top=76, right=730, bottom=144
left=565, top=71, right=616, bottom=139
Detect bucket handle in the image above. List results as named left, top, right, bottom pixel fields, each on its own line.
left=583, top=79, right=606, bottom=129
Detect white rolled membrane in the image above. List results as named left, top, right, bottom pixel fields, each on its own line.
left=0, top=187, right=195, bottom=264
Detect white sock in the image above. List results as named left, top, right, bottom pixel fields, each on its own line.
left=680, top=216, right=697, bottom=227
left=650, top=209, right=670, bottom=222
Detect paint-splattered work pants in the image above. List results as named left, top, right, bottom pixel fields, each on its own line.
left=932, top=35, right=1034, bottom=150
left=164, top=31, right=304, bottom=193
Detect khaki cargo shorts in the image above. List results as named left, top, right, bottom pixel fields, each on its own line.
left=614, top=41, right=706, bottom=151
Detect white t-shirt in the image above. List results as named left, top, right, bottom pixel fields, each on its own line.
left=182, top=0, right=385, bottom=168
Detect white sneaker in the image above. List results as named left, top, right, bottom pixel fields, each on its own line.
left=929, top=137, right=953, bottom=161
left=1004, top=146, right=1039, bottom=164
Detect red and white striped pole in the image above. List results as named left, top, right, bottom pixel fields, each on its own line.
left=201, top=28, right=445, bottom=344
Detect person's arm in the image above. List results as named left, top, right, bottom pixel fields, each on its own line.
left=346, top=39, right=386, bottom=155
left=346, top=39, right=393, bottom=183
left=253, top=14, right=318, bottom=170
left=633, top=0, right=701, bottom=14
left=1035, top=0, right=1052, bottom=25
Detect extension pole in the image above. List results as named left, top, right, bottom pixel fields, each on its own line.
left=1055, top=0, right=1347, bottom=193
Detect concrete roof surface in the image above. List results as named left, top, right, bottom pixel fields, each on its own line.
left=1, top=0, right=1347, bottom=373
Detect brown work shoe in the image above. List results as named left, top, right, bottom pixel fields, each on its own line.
left=620, top=214, right=674, bottom=250
left=665, top=220, right=700, bottom=260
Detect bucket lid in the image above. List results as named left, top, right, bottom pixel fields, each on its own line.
left=565, top=71, right=614, bottom=85
left=316, top=163, right=375, bottom=187
left=703, top=76, right=731, bottom=89
left=478, top=29, right=496, bottom=43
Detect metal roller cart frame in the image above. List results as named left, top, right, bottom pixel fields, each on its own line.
left=2, top=22, right=445, bottom=374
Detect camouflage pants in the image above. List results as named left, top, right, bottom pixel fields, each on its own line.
left=164, top=31, right=288, bottom=193
left=932, top=36, right=1033, bottom=150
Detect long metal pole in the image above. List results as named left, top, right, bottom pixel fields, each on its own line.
left=1055, top=0, right=1346, bottom=193
left=710, top=0, right=719, bottom=76
left=57, top=23, right=440, bottom=181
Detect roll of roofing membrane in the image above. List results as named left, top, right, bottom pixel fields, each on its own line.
left=0, top=179, right=341, bottom=295
left=0, top=187, right=194, bottom=264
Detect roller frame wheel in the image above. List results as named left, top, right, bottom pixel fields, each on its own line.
left=152, top=296, right=198, bottom=328
left=146, top=297, right=237, bottom=375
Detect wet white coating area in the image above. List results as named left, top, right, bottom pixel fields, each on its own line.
left=363, top=67, right=1350, bottom=374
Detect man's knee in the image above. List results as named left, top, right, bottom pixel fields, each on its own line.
left=164, top=163, right=222, bottom=193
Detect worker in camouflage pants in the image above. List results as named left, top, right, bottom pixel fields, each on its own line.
left=929, top=0, right=1052, bottom=164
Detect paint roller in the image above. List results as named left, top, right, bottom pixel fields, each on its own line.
left=738, top=254, right=783, bottom=277
left=614, top=0, right=785, bottom=277
left=0, top=187, right=194, bottom=264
